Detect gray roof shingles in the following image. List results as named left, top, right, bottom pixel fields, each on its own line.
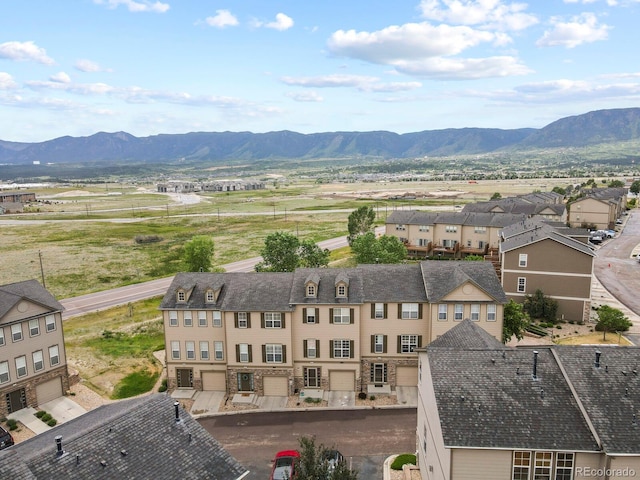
left=420, top=261, right=507, bottom=304
left=0, top=279, right=64, bottom=323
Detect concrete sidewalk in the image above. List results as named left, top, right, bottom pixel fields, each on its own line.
left=7, top=397, right=87, bottom=434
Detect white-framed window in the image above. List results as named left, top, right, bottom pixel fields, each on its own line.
left=206, top=290, right=215, bottom=303
left=199, top=341, right=209, bottom=360
left=400, top=334, right=419, bottom=353
left=16, top=355, right=27, bottom=378
left=186, top=341, right=195, bottom=360
left=198, top=311, right=207, bottom=327
left=214, top=341, right=224, bottom=360
left=306, top=284, right=316, bottom=297
left=454, top=304, right=463, bottom=321
left=517, top=277, right=526, bottom=293
left=401, top=303, right=419, bottom=319
left=49, top=345, right=60, bottom=366
left=337, top=284, right=347, bottom=297
left=374, top=303, right=385, bottom=319
left=512, top=451, right=531, bottom=480
left=370, top=363, right=387, bottom=383
left=395, top=224, right=406, bottom=231
left=177, top=290, right=186, bottom=302
left=237, top=312, right=248, bottom=328
left=419, top=225, right=429, bottom=232
left=373, top=334, right=385, bottom=354
left=306, top=339, right=317, bottom=358
left=474, top=226, right=487, bottom=233
left=264, top=312, right=282, bottom=328
left=487, top=304, right=497, bottom=321
left=0, top=327, right=4, bottom=346
left=332, top=339, right=351, bottom=358
left=519, top=253, right=528, bottom=267
left=183, top=311, right=193, bottom=327
left=169, top=311, right=178, bottom=327
left=239, top=343, right=249, bottom=363
left=305, top=308, right=316, bottom=324
left=332, top=308, right=351, bottom=324
left=45, top=314, right=56, bottom=332
left=443, top=239, right=457, bottom=248
left=304, top=367, right=320, bottom=388
left=171, top=341, right=180, bottom=360
left=213, top=311, right=222, bottom=327
left=418, top=238, right=429, bottom=247
left=29, top=319, right=40, bottom=337
left=0, top=361, right=9, bottom=384
left=445, top=225, right=458, bottom=233
left=265, top=344, right=283, bottom=363
left=33, top=350, right=44, bottom=372
left=471, top=304, right=480, bottom=321
left=555, top=453, right=574, bottom=480
left=438, top=304, right=447, bottom=321
left=11, top=324, right=22, bottom=342
left=533, top=452, right=552, bottom=479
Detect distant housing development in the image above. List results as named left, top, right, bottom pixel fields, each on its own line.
left=567, top=187, right=627, bottom=229
left=157, top=180, right=265, bottom=193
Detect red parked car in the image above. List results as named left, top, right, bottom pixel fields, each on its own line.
left=269, top=450, right=300, bottom=480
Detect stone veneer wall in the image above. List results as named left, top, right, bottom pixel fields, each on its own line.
left=0, top=365, right=70, bottom=416
left=361, top=357, right=419, bottom=390
left=227, top=367, right=294, bottom=396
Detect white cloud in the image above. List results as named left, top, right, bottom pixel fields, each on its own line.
left=395, top=55, right=531, bottom=79
left=50, top=72, right=71, bottom=84
left=0, top=72, right=17, bottom=89
left=286, top=91, right=324, bottom=102
left=254, top=13, right=294, bottom=31
left=93, top=0, right=169, bottom=13
left=281, top=74, right=422, bottom=92
left=0, top=41, right=55, bottom=65
left=75, top=59, right=108, bottom=72
left=536, top=12, right=610, bottom=48
left=205, top=10, right=239, bottom=28
left=419, top=0, right=538, bottom=31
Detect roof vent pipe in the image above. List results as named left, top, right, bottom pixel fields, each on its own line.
left=532, top=351, right=539, bottom=380
left=174, top=401, right=180, bottom=423
left=55, top=435, right=64, bottom=457
left=595, top=350, right=601, bottom=368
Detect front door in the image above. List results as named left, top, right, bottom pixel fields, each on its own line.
left=237, top=372, right=254, bottom=392
left=6, top=388, right=26, bottom=413
left=176, top=368, right=193, bottom=388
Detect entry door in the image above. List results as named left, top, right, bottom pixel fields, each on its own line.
left=237, top=373, right=254, bottom=392
left=6, top=388, right=26, bottom=413
left=176, top=368, right=193, bottom=388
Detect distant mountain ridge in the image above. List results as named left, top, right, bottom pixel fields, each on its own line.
left=2, top=107, right=640, bottom=165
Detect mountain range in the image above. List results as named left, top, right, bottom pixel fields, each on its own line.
left=2, top=107, right=640, bottom=165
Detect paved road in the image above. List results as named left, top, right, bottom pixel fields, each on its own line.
left=198, top=408, right=417, bottom=480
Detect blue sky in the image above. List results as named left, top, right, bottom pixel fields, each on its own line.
left=1, top=0, right=640, bottom=142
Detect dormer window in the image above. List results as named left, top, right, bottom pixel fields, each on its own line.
left=306, top=284, right=316, bottom=297
left=337, top=284, right=346, bottom=297
left=177, top=290, right=186, bottom=302
left=206, top=290, right=215, bottom=303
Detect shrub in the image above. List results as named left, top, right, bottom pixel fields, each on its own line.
left=391, top=454, right=417, bottom=470
left=358, top=392, right=367, bottom=400
left=6, top=419, right=17, bottom=430
left=35, top=410, right=46, bottom=418
left=303, top=397, right=321, bottom=404
left=158, top=378, right=168, bottom=393
left=369, top=395, right=376, bottom=401
left=47, top=419, right=57, bottom=427
left=41, top=413, right=52, bottom=422
left=556, top=325, right=562, bottom=329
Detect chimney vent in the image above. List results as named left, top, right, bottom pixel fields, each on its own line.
left=174, top=401, right=180, bottom=423
left=532, top=350, right=539, bottom=380
left=100, top=460, right=107, bottom=468
left=540, top=389, right=544, bottom=399
left=76, top=455, right=80, bottom=465
left=595, top=350, right=601, bottom=368
left=55, top=435, right=64, bottom=457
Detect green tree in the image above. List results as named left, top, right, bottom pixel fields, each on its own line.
left=255, top=231, right=300, bottom=272
left=296, top=436, right=358, bottom=480
left=551, top=186, right=566, bottom=195
left=596, top=305, right=632, bottom=341
left=490, top=192, right=502, bottom=200
left=503, top=299, right=529, bottom=343
left=298, top=240, right=330, bottom=268
left=347, top=205, right=375, bottom=245
left=463, top=254, right=484, bottom=261
left=351, top=232, right=407, bottom=264
left=630, top=180, right=640, bottom=195
left=608, top=179, right=625, bottom=188
left=182, top=235, right=215, bottom=272
left=523, top=289, right=558, bottom=323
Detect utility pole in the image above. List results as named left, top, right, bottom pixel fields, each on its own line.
left=38, top=250, right=46, bottom=288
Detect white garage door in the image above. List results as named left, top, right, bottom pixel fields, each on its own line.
left=36, top=377, right=63, bottom=405
left=263, top=376, right=288, bottom=396
left=329, top=371, right=355, bottom=391
left=201, top=371, right=226, bottom=391
left=396, top=366, right=418, bottom=387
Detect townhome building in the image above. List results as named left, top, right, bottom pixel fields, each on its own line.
left=416, top=320, right=640, bottom=480
left=0, top=280, right=69, bottom=417
left=160, top=261, right=506, bottom=397
left=568, top=187, right=627, bottom=229
left=500, top=218, right=595, bottom=323
left=462, top=192, right=567, bottom=223
left=385, top=211, right=527, bottom=258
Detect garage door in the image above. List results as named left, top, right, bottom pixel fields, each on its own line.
left=201, top=371, right=226, bottom=391
left=329, top=371, right=355, bottom=391
left=263, top=376, right=288, bottom=396
left=36, top=377, right=63, bottom=405
left=396, top=366, right=418, bottom=387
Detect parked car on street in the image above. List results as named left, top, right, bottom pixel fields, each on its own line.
left=270, top=450, right=300, bottom=480
left=0, top=425, right=14, bottom=450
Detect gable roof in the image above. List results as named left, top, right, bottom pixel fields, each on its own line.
left=500, top=218, right=595, bottom=257
left=290, top=268, right=364, bottom=305
left=0, top=279, right=64, bottom=322
left=0, top=394, right=248, bottom=480
left=428, top=319, right=505, bottom=349
left=420, top=261, right=507, bottom=304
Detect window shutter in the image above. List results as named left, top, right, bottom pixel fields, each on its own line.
left=261, top=313, right=265, bottom=328
left=303, top=308, right=307, bottom=324
left=370, top=335, right=375, bottom=353
left=234, top=313, right=238, bottom=328
left=248, top=345, right=253, bottom=362
left=329, top=308, right=334, bottom=324
left=397, top=304, right=402, bottom=318
left=315, top=308, right=319, bottom=324
left=418, top=304, right=423, bottom=319
left=383, top=303, right=388, bottom=319
left=418, top=335, right=423, bottom=348
left=397, top=336, right=402, bottom=354
left=282, top=345, right=287, bottom=363
left=329, top=340, right=334, bottom=358
left=349, top=340, right=354, bottom=358
left=303, top=340, right=308, bottom=358
left=235, top=344, right=240, bottom=362
left=370, top=304, right=375, bottom=318
left=262, top=345, right=266, bottom=363
left=315, top=340, right=320, bottom=358
left=247, top=313, right=251, bottom=328
left=281, top=314, right=285, bottom=329
left=383, top=335, right=387, bottom=353
left=350, top=309, right=354, bottom=324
